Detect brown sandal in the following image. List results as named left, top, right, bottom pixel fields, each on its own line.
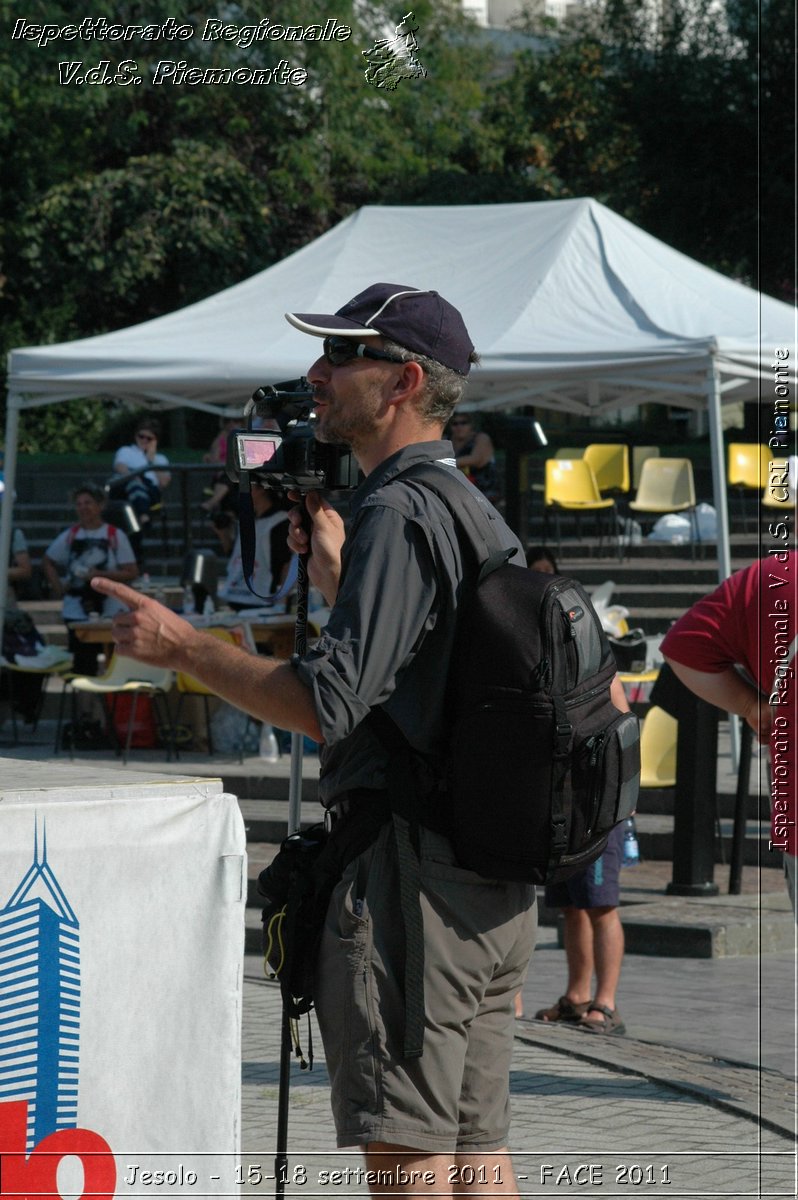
left=534, top=995, right=591, bottom=1023
left=577, top=1003, right=626, bottom=1036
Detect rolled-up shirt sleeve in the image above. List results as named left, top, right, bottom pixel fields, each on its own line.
left=295, top=503, right=440, bottom=746
left=660, top=570, right=756, bottom=680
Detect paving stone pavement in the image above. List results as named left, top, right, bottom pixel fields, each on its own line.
left=240, top=963, right=797, bottom=1200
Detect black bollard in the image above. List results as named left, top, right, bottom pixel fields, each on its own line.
left=651, top=664, right=720, bottom=897
left=728, top=720, right=754, bottom=895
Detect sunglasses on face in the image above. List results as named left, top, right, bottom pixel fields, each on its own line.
left=322, top=336, right=406, bottom=368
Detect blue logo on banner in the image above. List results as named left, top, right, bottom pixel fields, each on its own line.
left=0, top=820, right=80, bottom=1153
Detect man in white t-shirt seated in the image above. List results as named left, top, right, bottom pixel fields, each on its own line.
left=217, top=482, right=292, bottom=611
left=42, top=485, right=139, bottom=673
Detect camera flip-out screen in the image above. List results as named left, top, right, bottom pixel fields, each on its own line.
left=234, top=432, right=281, bottom=471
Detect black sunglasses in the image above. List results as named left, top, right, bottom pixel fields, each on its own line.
left=322, top=336, right=406, bottom=367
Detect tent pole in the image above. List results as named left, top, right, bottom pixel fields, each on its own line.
left=706, top=358, right=740, bottom=769
left=706, top=356, right=732, bottom=583
left=0, top=391, right=22, bottom=632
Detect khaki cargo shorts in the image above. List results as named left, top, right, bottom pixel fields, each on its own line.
left=315, top=822, right=538, bottom=1153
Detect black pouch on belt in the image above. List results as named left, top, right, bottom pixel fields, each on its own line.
left=257, top=799, right=391, bottom=1026
left=258, top=822, right=332, bottom=1021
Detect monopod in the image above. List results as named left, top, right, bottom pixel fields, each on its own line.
left=275, top=500, right=311, bottom=1199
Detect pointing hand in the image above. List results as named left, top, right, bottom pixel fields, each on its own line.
left=90, top=578, right=199, bottom=669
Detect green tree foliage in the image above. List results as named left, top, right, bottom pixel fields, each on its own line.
left=13, top=399, right=113, bottom=457
left=501, top=0, right=792, bottom=300
left=20, top=141, right=273, bottom=334
left=484, top=32, right=640, bottom=205
left=594, top=0, right=760, bottom=287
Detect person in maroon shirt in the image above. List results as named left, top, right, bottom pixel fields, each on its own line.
left=661, top=552, right=796, bottom=915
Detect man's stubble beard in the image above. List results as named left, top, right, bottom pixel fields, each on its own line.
left=313, top=380, right=382, bottom=451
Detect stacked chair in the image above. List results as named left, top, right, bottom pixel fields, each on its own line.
left=543, top=458, right=619, bottom=558
left=627, top=457, right=698, bottom=557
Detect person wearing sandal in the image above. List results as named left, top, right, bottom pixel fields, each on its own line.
left=533, top=822, right=627, bottom=1036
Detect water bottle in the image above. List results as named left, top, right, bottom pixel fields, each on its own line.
left=622, top=816, right=640, bottom=866
left=182, top=585, right=195, bottom=615
left=259, top=723, right=280, bottom=763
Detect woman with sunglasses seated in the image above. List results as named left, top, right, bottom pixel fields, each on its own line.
left=112, top=416, right=171, bottom=519
left=447, top=412, right=499, bottom=504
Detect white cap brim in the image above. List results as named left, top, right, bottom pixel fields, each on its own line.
left=285, top=312, right=382, bottom=338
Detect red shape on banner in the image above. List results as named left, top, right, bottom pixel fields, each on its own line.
left=0, top=1100, right=116, bottom=1199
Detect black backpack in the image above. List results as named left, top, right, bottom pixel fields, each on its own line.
left=386, top=462, right=641, bottom=885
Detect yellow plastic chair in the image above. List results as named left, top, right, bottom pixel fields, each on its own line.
left=583, top=444, right=631, bottom=494
left=632, top=446, right=660, bottom=489
left=544, top=458, right=618, bottom=557
left=638, top=702, right=725, bottom=853
left=627, top=457, right=698, bottom=554
left=55, top=654, right=175, bottom=764
left=728, top=443, right=770, bottom=529
left=728, top=443, right=769, bottom=490
left=554, top=447, right=585, bottom=460
left=761, top=457, right=796, bottom=512
left=172, top=626, right=259, bottom=759
left=639, top=705, right=677, bottom=789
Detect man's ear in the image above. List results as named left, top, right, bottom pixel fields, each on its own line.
left=387, top=359, right=426, bottom=409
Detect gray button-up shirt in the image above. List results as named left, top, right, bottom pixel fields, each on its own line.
left=294, top=440, right=523, bottom=806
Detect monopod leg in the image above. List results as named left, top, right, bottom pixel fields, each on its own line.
left=275, top=524, right=311, bottom=1198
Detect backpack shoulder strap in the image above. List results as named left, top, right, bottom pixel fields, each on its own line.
left=394, top=460, right=518, bottom=582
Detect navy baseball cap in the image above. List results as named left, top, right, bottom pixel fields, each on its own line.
left=285, top=282, right=475, bottom=375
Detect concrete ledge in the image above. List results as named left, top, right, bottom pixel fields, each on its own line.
left=636, top=812, right=781, bottom=868
left=618, top=894, right=795, bottom=957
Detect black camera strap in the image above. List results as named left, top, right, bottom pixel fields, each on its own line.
left=237, top=472, right=298, bottom=604
left=237, top=471, right=265, bottom=597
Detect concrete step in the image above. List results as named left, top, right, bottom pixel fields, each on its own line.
left=615, top=891, right=795, bottom=957
left=637, top=787, right=769, bottom=822
left=634, top=811, right=780, bottom=867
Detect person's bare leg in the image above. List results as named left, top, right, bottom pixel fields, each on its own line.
left=365, top=1144, right=522, bottom=1198
left=561, top=906, right=594, bottom=1006
left=580, top=906, right=624, bottom=1023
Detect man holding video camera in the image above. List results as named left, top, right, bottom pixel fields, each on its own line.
left=93, top=283, right=537, bottom=1196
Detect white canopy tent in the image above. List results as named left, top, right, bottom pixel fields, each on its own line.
left=3, top=198, right=795, bottom=622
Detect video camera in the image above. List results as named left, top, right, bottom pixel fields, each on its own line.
left=225, top=378, right=360, bottom=494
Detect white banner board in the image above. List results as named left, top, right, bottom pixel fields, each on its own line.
left=0, top=767, right=246, bottom=1198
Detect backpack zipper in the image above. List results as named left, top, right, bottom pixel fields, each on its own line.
left=584, top=732, right=606, bottom=837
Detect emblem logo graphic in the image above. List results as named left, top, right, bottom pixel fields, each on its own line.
left=363, top=11, right=427, bottom=90
left=0, top=821, right=80, bottom=1152
left=0, top=822, right=116, bottom=1197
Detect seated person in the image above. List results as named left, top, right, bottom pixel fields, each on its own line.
left=111, top=416, right=171, bottom=556
left=1, top=507, right=44, bottom=723
left=201, top=414, right=241, bottom=515
left=7, top=527, right=33, bottom=602
left=448, top=412, right=499, bottom=504
left=0, top=472, right=33, bottom=603
left=217, top=483, right=292, bottom=611
left=42, top=485, right=139, bottom=674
